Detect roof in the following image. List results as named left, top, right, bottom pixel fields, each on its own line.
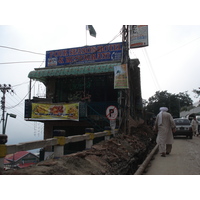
left=4, top=151, right=38, bottom=163
left=28, top=62, right=120, bottom=84
left=5, top=151, right=29, bottom=162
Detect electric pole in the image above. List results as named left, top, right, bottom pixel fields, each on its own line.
left=0, top=84, right=13, bottom=134
left=121, top=25, right=130, bottom=134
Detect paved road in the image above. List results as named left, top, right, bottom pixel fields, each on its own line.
left=145, top=136, right=200, bottom=175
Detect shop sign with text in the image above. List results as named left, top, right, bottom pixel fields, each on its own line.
left=46, top=42, right=122, bottom=67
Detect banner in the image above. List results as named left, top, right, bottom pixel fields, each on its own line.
left=31, top=103, right=79, bottom=121
left=130, top=25, right=148, bottom=48
left=46, top=42, right=122, bottom=67
left=114, top=64, right=129, bottom=89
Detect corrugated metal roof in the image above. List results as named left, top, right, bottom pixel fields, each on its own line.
left=28, top=62, right=120, bottom=84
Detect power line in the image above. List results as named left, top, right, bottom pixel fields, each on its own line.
left=12, top=81, right=29, bottom=87
left=0, top=45, right=45, bottom=55
left=142, top=48, right=161, bottom=91
left=154, top=35, right=200, bottom=61
left=5, top=82, right=35, bottom=109
left=0, top=61, right=44, bottom=65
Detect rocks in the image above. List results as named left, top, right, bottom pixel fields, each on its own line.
left=3, top=125, right=156, bottom=175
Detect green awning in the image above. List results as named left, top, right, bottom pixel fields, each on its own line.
left=28, top=62, right=120, bottom=84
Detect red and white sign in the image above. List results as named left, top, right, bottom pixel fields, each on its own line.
left=106, top=105, right=118, bottom=120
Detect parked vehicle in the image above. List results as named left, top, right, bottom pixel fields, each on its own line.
left=173, top=118, right=193, bottom=139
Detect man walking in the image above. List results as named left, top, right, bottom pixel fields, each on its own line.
left=154, top=107, right=176, bottom=157
left=191, top=116, right=199, bottom=136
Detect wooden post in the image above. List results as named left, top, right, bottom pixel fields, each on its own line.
left=0, top=134, right=7, bottom=170
left=104, top=126, right=111, bottom=140
left=53, top=130, right=66, bottom=158
left=85, top=128, right=94, bottom=149
left=54, top=145, right=64, bottom=158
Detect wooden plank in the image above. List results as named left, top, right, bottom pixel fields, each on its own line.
left=94, top=132, right=107, bottom=138
left=7, top=138, right=57, bottom=154
left=67, top=135, right=89, bottom=143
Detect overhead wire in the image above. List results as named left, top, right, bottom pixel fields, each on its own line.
left=5, top=60, right=45, bottom=109
left=12, top=81, right=29, bottom=87
left=142, top=48, right=161, bottom=91
left=6, top=80, right=37, bottom=109
left=0, top=61, right=44, bottom=65
left=0, top=45, right=45, bottom=55
left=154, top=35, right=200, bottom=61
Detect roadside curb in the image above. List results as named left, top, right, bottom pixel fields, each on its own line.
left=134, top=144, right=158, bottom=175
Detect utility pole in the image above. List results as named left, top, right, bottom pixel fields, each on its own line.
left=0, top=84, right=13, bottom=134
left=121, top=25, right=130, bottom=134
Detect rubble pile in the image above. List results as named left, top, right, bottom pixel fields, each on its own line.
left=3, top=125, right=156, bottom=175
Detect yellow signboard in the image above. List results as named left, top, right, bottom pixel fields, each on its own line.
left=31, top=103, right=79, bottom=121
left=114, top=64, right=129, bottom=89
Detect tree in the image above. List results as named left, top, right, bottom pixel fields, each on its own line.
left=145, top=90, right=193, bottom=118
left=192, top=88, right=200, bottom=98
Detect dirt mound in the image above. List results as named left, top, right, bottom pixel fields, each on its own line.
left=3, top=125, right=156, bottom=175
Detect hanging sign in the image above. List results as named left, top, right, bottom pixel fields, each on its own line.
left=106, top=105, right=118, bottom=120
left=130, top=25, right=148, bottom=48
left=31, top=103, right=79, bottom=121
left=114, top=64, right=129, bottom=89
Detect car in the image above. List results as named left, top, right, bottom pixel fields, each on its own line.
left=173, top=118, right=193, bottom=139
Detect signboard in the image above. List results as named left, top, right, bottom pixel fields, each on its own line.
left=106, top=105, right=118, bottom=120
left=130, top=25, right=148, bottom=48
left=114, top=64, right=129, bottom=89
left=46, top=42, right=123, bottom=67
left=31, top=103, right=79, bottom=121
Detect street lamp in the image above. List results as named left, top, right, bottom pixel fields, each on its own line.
left=3, top=113, right=17, bottom=135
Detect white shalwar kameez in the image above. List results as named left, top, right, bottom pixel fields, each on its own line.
left=155, top=107, right=176, bottom=154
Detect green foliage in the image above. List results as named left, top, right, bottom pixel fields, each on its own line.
left=192, top=89, right=200, bottom=98
left=144, top=90, right=193, bottom=118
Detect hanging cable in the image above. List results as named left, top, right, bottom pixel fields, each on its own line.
left=142, top=48, right=161, bottom=91
left=0, top=45, right=45, bottom=55
left=6, top=80, right=37, bottom=109
left=0, top=61, right=44, bottom=65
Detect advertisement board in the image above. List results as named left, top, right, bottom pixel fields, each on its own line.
left=130, top=25, right=148, bottom=48
left=46, top=42, right=123, bottom=67
left=31, top=103, right=79, bottom=121
left=114, top=64, right=129, bottom=89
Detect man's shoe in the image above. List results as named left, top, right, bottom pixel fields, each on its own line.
left=161, top=153, right=166, bottom=157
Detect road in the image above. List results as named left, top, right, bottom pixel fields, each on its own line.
left=145, top=136, right=200, bottom=175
